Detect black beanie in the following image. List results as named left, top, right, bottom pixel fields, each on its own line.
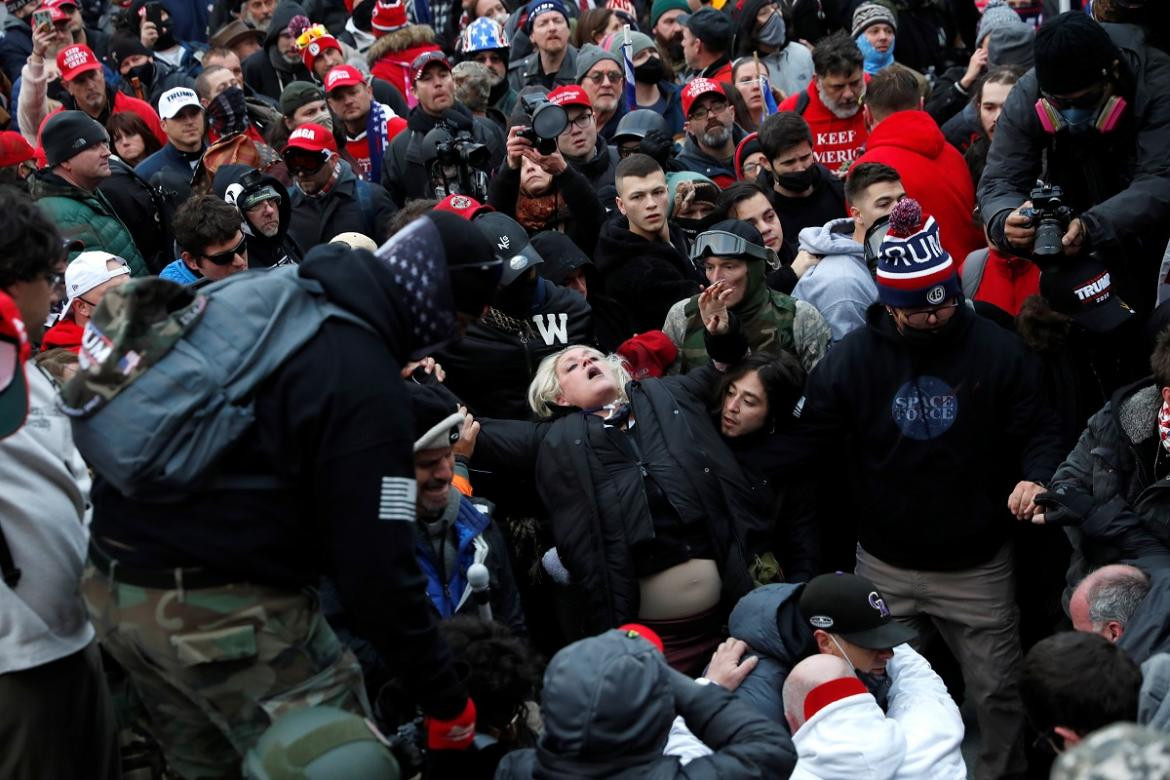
left=408, top=382, right=466, bottom=452
left=430, top=210, right=502, bottom=317
left=42, top=111, right=110, bottom=168
left=109, top=34, right=152, bottom=70
left=1034, top=12, right=1118, bottom=95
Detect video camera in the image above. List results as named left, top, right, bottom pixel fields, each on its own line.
left=421, top=128, right=490, bottom=202
left=1022, top=181, right=1076, bottom=263
left=517, top=94, right=567, bottom=156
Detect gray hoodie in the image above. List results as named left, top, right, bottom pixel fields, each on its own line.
left=793, top=217, right=878, bottom=342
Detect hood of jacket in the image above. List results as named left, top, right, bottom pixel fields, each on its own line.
left=212, top=163, right=295, bottom=250
left=728, top=582, right=815, bottom=662
left=1140, top=653, right=1170, bottom=730
left=865, top=110, right=946, bottom=161
left=366, top=23, right=437, bottom=63
left=797, top=217, right=862, bottom=258
left=2, top=13, right=30, bottom=34
left=296, top=243, right=410, bottom=360
left=594, top=216, right=692, bottom=276
left=790, top=694, right=905, bottom=780
left=1112, top=378, right=1160, bottom=447
left=534, top=631, right=675, bottom=772
left=264, top=1, right=307, bottom=47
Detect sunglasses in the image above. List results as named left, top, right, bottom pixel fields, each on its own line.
left=202, top=234, right=247, bottom=266
left=283, top=152, right=327, bottom=176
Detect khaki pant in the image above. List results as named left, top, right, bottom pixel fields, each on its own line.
left=856, top=543, right=1026, bottom=780
left=82, top=563, right=369, bottom=780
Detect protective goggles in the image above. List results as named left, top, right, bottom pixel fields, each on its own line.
left=689, top=230, right=771, bottom=264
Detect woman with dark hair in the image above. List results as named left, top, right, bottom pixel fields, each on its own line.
left=571, top=8, right=622, bottom=49
left=106, top=111, right=163, bottom=167
left=715, top=352, right=818, bottom=583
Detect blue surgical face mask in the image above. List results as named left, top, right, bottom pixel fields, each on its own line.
left=1059, top=106, right=1096, bottom=132
left=856, top=33, right=894, bottom=76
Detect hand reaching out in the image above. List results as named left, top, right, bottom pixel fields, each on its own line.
left=698, top=280, right=734, bottom=335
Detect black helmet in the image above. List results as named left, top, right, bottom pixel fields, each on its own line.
left=612, top=109, right=670, bottom=146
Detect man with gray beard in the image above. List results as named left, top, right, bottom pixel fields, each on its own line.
left=778, top=31, right=869, bottom=174
left=675, top=78, right=746, bottom=188
left=213, top=165, right=304, bottom=268
left=460, top=17, right=517, bottom=116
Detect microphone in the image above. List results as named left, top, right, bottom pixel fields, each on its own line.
left=467, top=563, right=493, bottom=622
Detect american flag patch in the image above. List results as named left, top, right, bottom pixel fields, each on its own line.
left=378, top=477, right=417, bottom=522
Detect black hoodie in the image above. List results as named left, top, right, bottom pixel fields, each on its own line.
left=593, top=216, right=701, bottom=334
left=241, top=1, right=312, bottom=101
left=761, top=302, right=1066, bottom=571
left=89, top=247, right=468, bottom=720
left=212, top=164, right=305, bottom=268
left=567, top=136, right=619, bottom=191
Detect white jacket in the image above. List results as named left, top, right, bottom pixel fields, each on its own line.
left=0, top=365, right=94, bottom=674
left=790, top=645, right=967, bottom=780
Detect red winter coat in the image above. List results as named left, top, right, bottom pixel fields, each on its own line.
left=972, top=248, right=1040, bottom=317
left=778, top=77, right=868, bottom=172
left=852, top=110, right=984, bottom=267
left=366, top=25, right=441, bottom=106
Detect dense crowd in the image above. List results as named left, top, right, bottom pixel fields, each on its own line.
left=3, top=0, right=1170, bottom=777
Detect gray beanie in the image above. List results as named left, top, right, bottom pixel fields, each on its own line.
left=988, top=22, right=1034, bottom=68
left=976, top=0, right=1023, bottom=46
left=851, top=3, right=897, bottom=38
left=575, top=43, right=622, bottom=82
left=606, top=31, right=656, bottom=58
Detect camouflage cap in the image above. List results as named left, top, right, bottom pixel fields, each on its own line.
left=59, top=278, right=207, bottom=417
left=1051, top=723, right=1170, bottom=780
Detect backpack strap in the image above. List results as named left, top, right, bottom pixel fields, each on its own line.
left=355, top=178, right=375, bottom=238
left=0, top=522, right=21, bottom=588
left=795, top=90, right=810, bottom=116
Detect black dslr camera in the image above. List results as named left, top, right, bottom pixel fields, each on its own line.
left=433, top=130, right=489, bottom=169
left=1022, top=182, right=1076, bottom=262
left=517, top=94, right=568, bottom=155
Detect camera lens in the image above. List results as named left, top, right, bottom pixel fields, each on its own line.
left=531, top=103, right=568, bottom=140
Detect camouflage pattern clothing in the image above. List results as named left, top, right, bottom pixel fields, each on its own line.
left=81, top=563, right=369, bottom=779
left=1051, top=723, right=1170, bottom=780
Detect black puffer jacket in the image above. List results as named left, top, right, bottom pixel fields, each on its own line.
left=475, top=366, right=764, bottom=632
left=567, top=136, right=619, bottom=191
left=978, top=23, right=1170, bottom=314
left=593, top=216, right=701, bottom=335
left=437, top=277, right=594, bottom=420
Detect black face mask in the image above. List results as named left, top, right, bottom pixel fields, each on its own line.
left=665, top=41, right=685, bottom=64
left=126, top=61, right=156, bottom=88
left=776, top=165, right=818, bottom=192
left=633, top=57, right=665, bottom=85
left=675, top=212, right=720, bottom=250
left=207, top=85, right=248, bottom=137
left=155, top=22, right=176, bottom=51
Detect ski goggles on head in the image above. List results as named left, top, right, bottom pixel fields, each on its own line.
left=689, top=229, right=771, bottom=264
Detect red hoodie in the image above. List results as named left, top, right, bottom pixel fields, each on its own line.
left=41, top=317, right=82, bottom=353
left=973, top=249, right=1040, bottom=317
left=778, top=78, right=868, bottom=171
left=853, top=110, right=984, bottom=267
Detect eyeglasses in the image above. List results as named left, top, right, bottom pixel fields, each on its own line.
left=564, top=111, right=594, bottom=131
left=689, top=100, right=729, bottom=121
left=43, top=270, right=65, bottom=288
left=202, top=234, right=248, bottom=266
left=585, top=70, right=623, bottom=85
left=901, top=300, right=960, bottom=327
left=742, top=161, right=763, bottom=178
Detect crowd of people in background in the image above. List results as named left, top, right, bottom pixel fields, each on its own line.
left=4, top=0, right=1170, bottom=777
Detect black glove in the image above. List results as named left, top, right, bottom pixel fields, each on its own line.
left=638, top=129, right=675, bottom=170
left=1034, top=487, right=1097, bottom=526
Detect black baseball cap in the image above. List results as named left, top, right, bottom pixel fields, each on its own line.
left=679, top=8, right=733, bottom=52
left=1040, top=257, right=1135, bottom=334
left=798, top=572, right=917, bottom=650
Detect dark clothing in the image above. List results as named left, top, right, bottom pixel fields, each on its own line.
left=978, top=23, right=1170, bottom=314
left=0, top=642, right=119, bottom=780
left=675, top=125, right=747, bottom=189
left=212, top=164, right=304, bottom=268
left=486, top=162, right=607, bottom=257
left=135, top=142, right=203, bottom=182
left=763, top=303, right=1065, bottom=571
left=507, top=45, right=579, bottom=93
left=925, top=65, right=974, bottom=128
left=475, top=366, right=764, bottom=632
left=0, top=14, right=32, bottom=84
left=99, top=157, right=175, bottom=275
left=116, top=58, right=196, bottom=113
left=287, top=160, right=395, bottom=250
left=88, top=249, right=468, bottom=720
left=1119, top=571, right=1170, bottom=664
left=496, top=648, right=794, bottom=779
left=566, top=136, right=619, bottom=191
left=593, top=216, right=701, bottom=334
left=241, top=1, right=312, bottom=102
left=1049, top=379, right=1170, bottom=585
left=762, top=165, right=847, bottom=255
left=437, top=278, right=594, bottom=419
left=380, top=102, right=505, bottom=207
